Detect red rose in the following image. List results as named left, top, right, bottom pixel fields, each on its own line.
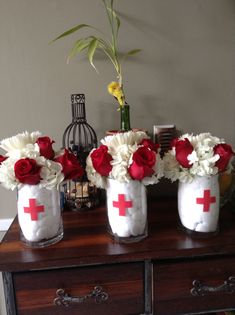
left=55, top=149, right=84, bottom=180
left=14, top=158, right=41, bottom=185
left=140, top=138, right=160, bottom=152
left=90, top=145, right=113, bottom=176
left=128, top=146, right=156, bottom=180
left=213, top=143, right=234, bottom=172
left=174, top=138, right=194, bottom=168
left=0, top=155, right=7, bottom=164
left=170, top=138, right=178, bottom=149
left=36, top=136, right=55, bottom=160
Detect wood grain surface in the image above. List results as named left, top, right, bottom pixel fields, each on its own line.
left=0, top=198, right=235, bottom=272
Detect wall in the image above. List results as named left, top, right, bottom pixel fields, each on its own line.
left=0, top=0, right=234, bottom=221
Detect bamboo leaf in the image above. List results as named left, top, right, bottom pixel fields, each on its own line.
left=97, top=38, right=114, bottom=58
left=88, top=38, right=99, bottom=71
left=51, top=24, right=91, bottom=43
left=66, top=39, right=90, bottom=63
left=115, top=13, right=120, bottom=34
left=121, top=49, right=141, bottom=63
left=102, top=0, right=113, bottom=32
left=124, top=49, right=141, bottom=56
left=108, top=7, right=120, bottom=34
left=96, top=38, right=119, bottom=71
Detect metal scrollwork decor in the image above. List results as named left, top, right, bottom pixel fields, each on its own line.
left=191, top=276, right=235, bottom=296
left=54, top=286, right=109, bottom=307
left=62, top=94, right=100, bottom=211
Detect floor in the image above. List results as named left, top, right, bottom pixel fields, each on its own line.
left=0, top=231, right=7, bottom=315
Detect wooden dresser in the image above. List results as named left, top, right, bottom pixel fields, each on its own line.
left=1, top=198, right=235, bottom=315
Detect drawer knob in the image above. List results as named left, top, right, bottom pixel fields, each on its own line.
left=54, top=286, right=109, bottom=307
left=191, top=276, right=235, bottom=296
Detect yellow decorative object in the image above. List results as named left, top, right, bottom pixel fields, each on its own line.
left=107, top=81, right=125, bottom=107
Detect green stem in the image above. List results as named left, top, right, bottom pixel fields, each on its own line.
left=120, top=104, right=131, bottom=131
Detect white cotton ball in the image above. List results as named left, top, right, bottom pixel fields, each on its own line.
left=178, top=175, right=219, bottom=233
left=106, top=179, right=147, bottom=238
left=17, top=185, right=61, bottom=242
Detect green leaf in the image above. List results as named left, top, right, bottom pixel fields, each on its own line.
left=108, top=7, right=120, bottom=34
left=88, top=38, right=99, bottom=71
left=66, top=39, right=90, bottom=63
left=51, top=24, right=91, bottom=43
left=124, top=49, right=141, bottom=56
left=96, top=38, right=119, bottom=71
left=121, top=49, right=141, bottom=62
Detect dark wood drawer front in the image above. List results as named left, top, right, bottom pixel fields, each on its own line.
left=153, top=257, right=235, bottom=315
left=13, top=262, right=144, bottom=315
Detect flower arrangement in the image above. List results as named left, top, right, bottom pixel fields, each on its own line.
left=52, top=0, right=140, bottom=109
left=163, top=132, right=234, bottom=183
left=0, top=131, right=84, bottom=190
left=86, top=131, right=164, bottom=188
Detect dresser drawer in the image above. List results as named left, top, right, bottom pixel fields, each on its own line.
left=153, top=257, right=235, bottom=315
left=13, top=262, right=144, bottom=315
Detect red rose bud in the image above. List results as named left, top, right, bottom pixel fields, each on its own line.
left=175, top=138, right=194, bottom=168
left=36, top=136, right=55, bottom=160
left=14, top=158, right=41, bottom=185
left=90, top=145, right=113, bottom=176
left=170, top=138, right=179, bottom=149
left=140, top=139, right=160, bottom=152
left=128, top=146, right=156, bottom=180
left=55, top=149, right=84, bottom=180
left=0, top=155, right=7, bottom=164
left=214, top=143, right=234, bottom=172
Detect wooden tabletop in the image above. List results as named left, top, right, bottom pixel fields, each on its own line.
left=1, top=198, right=235, bottom=272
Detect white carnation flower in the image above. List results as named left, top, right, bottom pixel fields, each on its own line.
left=178, top=171, right=194, bottom=183
left=86, top=153, right=107, bottom=189
left=102, top=130, right=147, bottom=150
left=163, top=152, right=180, bottom=182
left=0, top=131, right=41, bottom=155
left=37, top=157, right=64, bottom=190
left=142, top=153, right=164, bottom=185
left=110, top=164, right=131, bottom=183
left=0, top=158, right=19, bottom=190
left=111, top=144, right=137, bottom=169
left=187, top=150, right=198, bottom=165
left=5, top=143, right=40, bottom=160
left=0, top=131, right=82, bottom=191
left=87, top=131, right=164, bottom=186
left=163, top=132, right=233, bottom=183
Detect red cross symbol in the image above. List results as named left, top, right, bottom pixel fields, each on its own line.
left=196, top=189, right=216, bottom=212
left=112, top=194, right=133, bottom=216
left=23, top=198, right=45, bottom=221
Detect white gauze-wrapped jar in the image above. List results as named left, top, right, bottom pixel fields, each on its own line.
left=106, top=178, right=147, bottom=243
left=178, top=174, right=220, bottom=234
left=17, top=184, right=63, bottom=247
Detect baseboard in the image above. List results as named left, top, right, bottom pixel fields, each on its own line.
left=0, top=218, right=14, bottom=232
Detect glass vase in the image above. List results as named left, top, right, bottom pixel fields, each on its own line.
left=17, top=184, right=63, bottom=247
left=120, top=104, right=131, bottom=131
left=178, top=174, right=220, bottom=236
left=106, top=178, right=147, bottom=243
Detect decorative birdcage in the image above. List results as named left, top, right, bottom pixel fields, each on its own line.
left=62, top=94, right=100, bottom=211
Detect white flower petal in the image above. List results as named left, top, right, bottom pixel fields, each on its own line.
left=162, top=132, right=234, bottom=183
left=0, top=131, right=41, bottom=154
left=87, top=131, right=164, bottom=186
